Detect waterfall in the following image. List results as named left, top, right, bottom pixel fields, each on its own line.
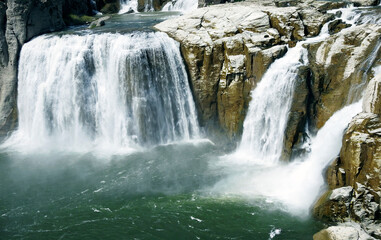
left=119, top=0, right=138, bottom=13
left=210, top=6, right=377, bottom=213
left=120, top=0, right=197, bottom=13
left=162, top=0, right=198, bottom=12
left=4, top=32, right=199, bottom=153
left=211, top=101, right=362, bottom=214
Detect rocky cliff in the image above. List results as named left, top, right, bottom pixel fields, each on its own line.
left=155, top=0, right=337, bottom=145
left=155, top=0, right=381, bottom=156
left=313, top=74, right=381, bottom=239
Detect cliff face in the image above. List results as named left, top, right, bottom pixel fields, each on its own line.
left=155, top=0, right=381, bottom=158
left=307, top=25, right=381, bottom=129
left=155, top=1, right=336, bottom=147
left=314, top=74, right=381, bottom=239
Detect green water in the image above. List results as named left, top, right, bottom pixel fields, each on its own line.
left=0, top=142, right=323, bottom=239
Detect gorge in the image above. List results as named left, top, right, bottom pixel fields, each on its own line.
left=0, top=0, right=381, bottom=239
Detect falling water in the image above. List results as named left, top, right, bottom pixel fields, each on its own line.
left=3, top=32, right=199, bottom=153
left=211, top=101, right=362, bottom=214
left=119, top=0, right=138, bottom=13
left=162, top=0, right=198, bottom=12
left=235, top=44, right=308, bottom=165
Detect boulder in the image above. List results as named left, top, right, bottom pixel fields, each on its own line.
left=88, top=16, right=111, bottom=28
left=300, top=9, right=334, bottom=37
left=328, top=19, right=352, bottom=35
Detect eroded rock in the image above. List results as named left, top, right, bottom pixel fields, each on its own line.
left=307, top=25, right=381, bottom=129
left=155, top=1, right=335, bottom=142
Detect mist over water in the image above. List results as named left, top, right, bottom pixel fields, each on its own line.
left=210, top=101, right=362, bottom=215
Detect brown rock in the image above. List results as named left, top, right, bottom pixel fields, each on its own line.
left=307, top=25, right=381, bottom=129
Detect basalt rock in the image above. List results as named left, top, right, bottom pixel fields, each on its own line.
left=155, top=1, right=335, bottom=144
left=314, top=74, right=381, bottom=238
left=307, top=25, right=381, bottom=129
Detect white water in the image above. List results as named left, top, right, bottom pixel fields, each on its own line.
left=3, top=32, right=199, bottom=154
left=120, top=0, right=197, bottom=13
left=162, top=0, right=198, bottom=12
left=211, top=101, right=362, bottom=214
left=119, top=0, right=138, bottom=13
left=234, top=25, right=330, bottom=165
left=210, top=7, right=372, bottom=214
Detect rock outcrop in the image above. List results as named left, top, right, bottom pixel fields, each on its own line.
left=307, top=25, right=381, bottom=129
left=313, top=74, right=381, bottom=238
left=155, top=1, right=336, bottom=147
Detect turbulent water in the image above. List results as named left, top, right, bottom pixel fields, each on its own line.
left=3, top=32, right=199, bottom=153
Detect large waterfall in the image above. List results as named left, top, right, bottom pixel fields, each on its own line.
left=4, top=32, right=199, bottom=153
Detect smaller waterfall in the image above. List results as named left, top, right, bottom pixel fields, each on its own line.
left=211, top=101, right=362, bottom=214
left=162, top=0, right=198, bottom=12
left=236, top=44, right=308, bottom=165
left=4, top=32, right=199, bottom=153
left=119, top=0, right=138, bottom=13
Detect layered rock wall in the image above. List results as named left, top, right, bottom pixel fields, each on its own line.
left=155, top=1, right=336, bottom=146
left=307, top=25, right=381, bottom=129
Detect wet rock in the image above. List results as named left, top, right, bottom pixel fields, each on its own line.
left=300, top=9, right=334, bottom=37
left=89, top=16, right=111, bottom=28
left=351, top=0, right=381, bottom=6
left=313, top=187, right=353, bottom=222
left=100, top=1, right=120, bottom=14
left=314, top=76, right=381, bottom=237
left=328, top=19, right=352, bottom=34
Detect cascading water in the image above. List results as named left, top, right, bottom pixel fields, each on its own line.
left=119, top=0, right=138, bottom=13
left=210, top=7, right=374, bottom=214
left=119, top=0, right=197, bottom=13
left=211, top=101, right=362, bottom=214
left=3, top=32, right=199, bottom=153
left=235, top=44, right=309, bottom=165
left=162, top=0, right=198, bottom=12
